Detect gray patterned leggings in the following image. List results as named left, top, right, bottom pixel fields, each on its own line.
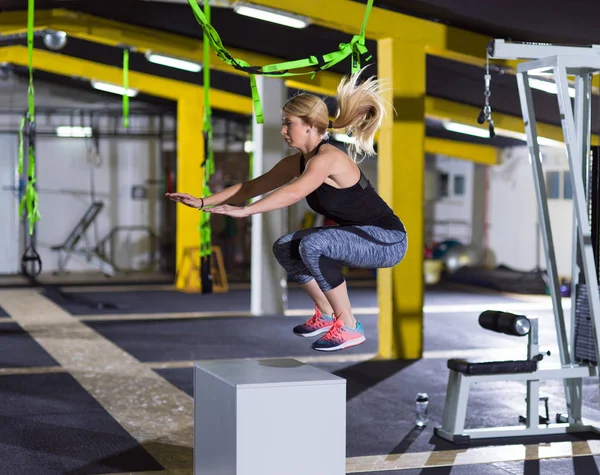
left=272, top=225, right=408, bottom=292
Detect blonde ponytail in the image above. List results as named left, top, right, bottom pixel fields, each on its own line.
left=331, top=68, right=388, bottom=162
left=281, top=68, right=388, bottom=162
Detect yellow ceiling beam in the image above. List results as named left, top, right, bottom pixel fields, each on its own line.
left=244, top=0, right=519, bottom=70
left=425, top=96, right=600, bottom=146
left=0, top=44, right=539, bottom=145
left=11, top=43, right=564, bottom=148
left=0, top=45, right=252, bottom=115
left=0, top=9, right=342, bottom=97
left=2, top=43, right=501, bottom=166
left=1, top=46, right=571, bottom=164
left=0, top=6, right=583, bottom=150
left=425, top=137, right=499, bottom=165
left=0, top=5, right=518, bottom=88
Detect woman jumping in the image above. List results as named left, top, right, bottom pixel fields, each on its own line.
left=167, top=70, right=407, bottom=352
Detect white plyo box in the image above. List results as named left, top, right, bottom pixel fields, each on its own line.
left=194, top=358, right=346, bottom=475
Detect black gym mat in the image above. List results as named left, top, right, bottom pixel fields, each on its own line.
left=446, top=265, right=548, bottom=294
left=0, top=305, right=8, bottom=317
left=358, top=458, right=600, bottom=475
left=42, top=284, right=524, bottom=317
left=42, top=287, right=380, bottom=316
left=42, top=288, right=251, bottom=315
left=358, top=466, right=525, bottom=475
left=0, top=323, right=59, bottom=368
left=87, top=314, right=379, bottom=362
left=0, top=373, right=163, bottom=475
left=492, top=456, right=600, bottom=475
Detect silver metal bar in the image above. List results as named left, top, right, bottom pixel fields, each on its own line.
left=526, top=380, right=540, bottom=429
left=526, top=320, right=541, bottom=429
left=565, top=73, right=593, bottom=422
left=516, top=71, right=571, bottom=367
left=554, top=63, right=600, bottom=388
left=516, top=56, right=600, bottom=76
left=490, top=39, right=600, bottom=60
left=459, top=423, right=600, bottom=440
left=527, top=318, right=540, bottom=360
left=451, top=365, right=595, bottom=383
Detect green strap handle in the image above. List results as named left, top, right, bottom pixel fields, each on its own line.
left=123, top=49, right=130, bottom=128
left=186, top=0, right=374, bottom=123
left=199, top=0, right=214, bottom=261
left=18, top=0, right=40, bottom=236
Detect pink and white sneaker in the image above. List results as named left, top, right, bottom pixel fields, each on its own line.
left=311, top=316, right=366, bottom=352
left=293, top=306, right=335, bottom=338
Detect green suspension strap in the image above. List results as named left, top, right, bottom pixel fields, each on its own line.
left=123, top=49, right=130, bottom=128
left=200, top=0, right=214, bottom=294
left=186, top=0, right=374, bottom=123
left=353, top=0, right=374, bottom=74
left=18, top=0, right=42, bottom=278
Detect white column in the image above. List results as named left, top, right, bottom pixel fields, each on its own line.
left=0, top=133, right=20, bottom=274
left=470, top=163, right=486, bottom=260
left=250, top=76, right=287, bottom=316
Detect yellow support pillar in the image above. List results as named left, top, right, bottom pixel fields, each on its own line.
left=175, top=93, right=204, bottom=290
left=377, top=39, right=426, bottom=359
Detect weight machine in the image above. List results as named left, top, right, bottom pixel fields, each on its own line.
left=436, top=40, right=600, bottom=442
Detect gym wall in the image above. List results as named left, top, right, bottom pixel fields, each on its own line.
left=489, top=145, right=572, bottom=276
left=0, top=73, right=173, bottom=275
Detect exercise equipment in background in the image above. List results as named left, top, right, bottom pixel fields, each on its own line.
left=18, top=0, right=41, bottom=279
left=50, top=202, right=114, bottom=276
left=435, top=310, right=591, bottom=443
left=437, top=39, right=600, bottom=444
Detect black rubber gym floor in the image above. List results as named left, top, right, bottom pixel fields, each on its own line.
left=0, top=373, right=163, bottom=475
left=1, top=285, right=596, bottom=474
left=86, top=314, right=379, bottom=362
left=0, top=323, right=59, bottom=368
left=41, top=284, right=526, bottom=316
left=42, top=286, right=382, bottom=315
left=360, top=458, right=600, bottom=475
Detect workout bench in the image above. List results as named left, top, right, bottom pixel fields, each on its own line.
left=435, top=310, right=598, bottom=443
left=51, top=201, right=116, bottom=276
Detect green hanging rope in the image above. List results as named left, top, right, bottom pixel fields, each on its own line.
left=199, top=0, right=214, bottom=294
left=186, top=0, right=374, bottom=123
left=123, top=49, right=130, bottom=128
left=18, top=0, right=40, bottom=236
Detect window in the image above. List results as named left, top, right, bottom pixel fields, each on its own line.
left=453, top=174, right=465, bottom=196
left=545, top=170, right=573, bottom=200
left=439, top=172, right=449, bottom=198
left=563, top=170, right=573, bottom=200
left=546, top=171, right=561, bottom=199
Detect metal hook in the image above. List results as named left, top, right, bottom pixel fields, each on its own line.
left=477, top=50, right=495, bottom=138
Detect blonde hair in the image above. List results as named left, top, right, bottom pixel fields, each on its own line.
left=282, top=68, right=388, bottom=162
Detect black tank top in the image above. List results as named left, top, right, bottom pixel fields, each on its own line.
left=299, top=141, right=405, bottom=232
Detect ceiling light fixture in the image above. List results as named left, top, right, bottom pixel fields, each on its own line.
left=233, top=2, right=310, bottom=29
left=528, top=78, right=575, bottom=98
left=56, top=126, right=93, bottom=138
left=443, top=122, right=490, bottom=138
left=43, top=30, right=67, bottom=51
left=443, top=121, right=564, bottom=148
left=145, top=51, right=203, bottom=72
left=91, top=80, right=139, bottom=97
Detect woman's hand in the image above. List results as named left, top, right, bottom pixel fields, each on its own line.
left=165, top=192, right=204, bottom=209
left=204, top=204, right=249, bottom=218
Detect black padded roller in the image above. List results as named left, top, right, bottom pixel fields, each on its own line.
left=478, top=310, right=530, bottom=336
